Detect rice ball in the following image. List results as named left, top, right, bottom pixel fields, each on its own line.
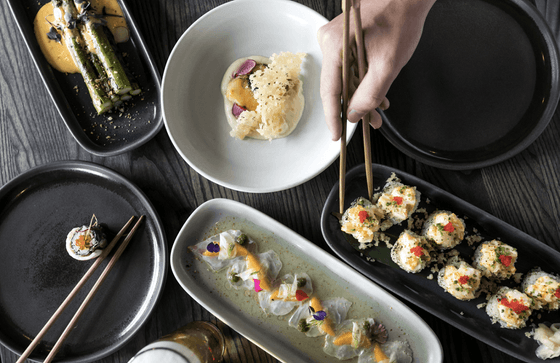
left=340, top=197, right=385, bottom=244
left=376, top=181, right=420, bottom=225
left=390, top=230, right=433, bottom=273
left=486, top=286, right=533, bottom=329
left=422, top=210, right=465, bottom=250
left=472, top=240, right=517, bottom=280
left=437, top=256, right=482, bottom=301
left=522, top=268, right=560, bottom=311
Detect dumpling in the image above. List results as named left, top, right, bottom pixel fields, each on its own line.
left=258, top=273, right=313, bottom=316
left=189, top=230, right=256, bottom=271
left=288, top=297, right=351, bottom=337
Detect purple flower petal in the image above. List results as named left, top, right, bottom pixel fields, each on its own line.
left=232, top=59, right=257, bottom=78
left=313, top=310, right=327, bottom=321
left=232, top=103, right=247, bottom=118
left=206, top=242, right=220, bottom=253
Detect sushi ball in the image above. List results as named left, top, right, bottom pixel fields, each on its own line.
left=390, top=230, right=432, bottom=273
left=437, top=257, right=482, bottom=301
left=66, top=223, right=107, bottom=261
left=376, top=181, right=420, bottom=225
left=421, top=210, right=465, bottom=250
left=472, top=240, right=517, bottom=280
left=340, top=197, right=385, bottom=244
left=522, top=268, right=560, bottom=311
left=486, top=286, right=533, bottom=329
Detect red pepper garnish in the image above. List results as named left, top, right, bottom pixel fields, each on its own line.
left=555, top=288, right=560, bottom=299
left=358, top=210, right=369, bottom=223
left=500, top=298, right=529, bottom=315
left=498, top=254, right=512, bottom=267
left=410, top=246, right=423, bottom=257
left=443, top=222, right=455, bottom=233
left=392, top=196, right=403, bottom=205
left=295, top=290, right=309, bottom=301
left=458, top=275, right=469, bottom=285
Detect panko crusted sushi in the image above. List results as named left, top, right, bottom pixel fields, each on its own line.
left=340, top=197, right=385, bottom=244
left=486, top=286, right=533, bottom=329
left=390, top=230, right=432, bottom=273
left=422, top=210, right=465, bottom=250
left=472, top=240, right=517, bottom=280
left=376, top=181, right=420, bottom=225
left=522, top=268, right=560, bottom=311
left=437, top=256, right=482, bottom=301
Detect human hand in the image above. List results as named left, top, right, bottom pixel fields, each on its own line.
left=317, top=0, right=436, bottom=141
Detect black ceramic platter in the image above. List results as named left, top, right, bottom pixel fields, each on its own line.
left=380, top=0, right=560, bottom=170
left=6, top=0, right=162, bottom=156
left=321, top=164, right=560, bottom=362
left=0, top=161, right=167, bottom=362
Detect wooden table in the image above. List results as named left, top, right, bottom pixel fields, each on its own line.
left=1, top=0, right=559, bottom=362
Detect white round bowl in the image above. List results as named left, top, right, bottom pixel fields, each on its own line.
left=162, top=0, right=357, bottom=193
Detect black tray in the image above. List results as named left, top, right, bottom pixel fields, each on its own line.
left=321, top=163, right=560, bottom=363
left=0, top=161, right=167, bottom=362
left=6, top=0, right=162, bottom=156
left=380, top=0, right=560, bottom=170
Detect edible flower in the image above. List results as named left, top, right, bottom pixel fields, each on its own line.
left=410, top=246, right=423, bottom=257
left=500, top=298, right=529, bottom=315
left=232, top=103, right=247, bottom=118
left=498, top=254, right=512, bottom=267
left=313, top=310, right=327, bottom=321
left=254, top=279, right=263, bottom=292
left=295, top=290, right=309, bottom=302
left=458, top=275, right=469, bottom=285
left=392, top=196, right=403, bottom=205
left=358, top=210, right=369, bottom=223
left=232, top=59, right=257, bottom=78
left=443, top=222, right=455, bottom=233
left=206, top=242, right=220, bottom=253
left=555, top=288, right=560, bottom=299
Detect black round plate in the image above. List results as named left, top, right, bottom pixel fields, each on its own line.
left=380, top=0, right=559, bottom=170
left=0, top=161, right=167, bottom=362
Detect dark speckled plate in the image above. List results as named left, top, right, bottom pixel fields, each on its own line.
left=6, top=0, right=162, bottom=156
left=321, top=164, right=560, bottom=362
left=0, top=161, right=167, bottom=362
left=380, top=0, right=559, bottom=170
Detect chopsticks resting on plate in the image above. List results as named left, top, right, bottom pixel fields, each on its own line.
left=16, top=215, right=144, bottom=363
left=339, top=0, right=374, bottom=215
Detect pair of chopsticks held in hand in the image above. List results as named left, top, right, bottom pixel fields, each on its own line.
left=17, top=215, right=145, bottom=363
left=339, top=0, right=374, bottom=214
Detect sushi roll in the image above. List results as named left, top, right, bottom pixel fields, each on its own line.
left=376, top=181, right=420, bottom=225
left=486, top=286, right=533, bottom=329
left=421, top=210, right=465, bottom=250
left=66, top=219, right=107, bottom=261
left=472, top=240, right=517, bottom=280
left=340, top=197, right=385, bottom=244
left=522, top=268, right=560, bottom=311
left=390, top=230, right=432, bottom=273
left=437, top=256, right=482, bottom=301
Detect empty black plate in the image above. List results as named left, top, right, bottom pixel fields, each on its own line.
left=380, top=0, right=560, bottom=170
left=0, top=161, right=167, bottom=362
left=6, top=0, right=162, bottom=156
left=321, top=164, right=560, bottom=362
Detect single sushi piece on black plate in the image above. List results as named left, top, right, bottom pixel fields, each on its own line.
left=421, top=210, right=465, bottom=250
left=472, top=239, right=517, bottom=281
left=66, top=215, right=108, bottom=261
left=437, top=256, right=482, bottom=301
left=486, top=286, right=533, bottom=329
left=522, top=268, right=560, bottom=311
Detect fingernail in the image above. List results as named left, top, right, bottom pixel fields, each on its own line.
left=347, top=109, right=365, bottom=123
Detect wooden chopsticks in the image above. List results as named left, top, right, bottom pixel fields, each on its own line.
left=340, top=0, right=374, bottom=214
left=17, top=215, right=144, bottom=363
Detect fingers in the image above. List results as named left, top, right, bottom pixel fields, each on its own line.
left=318, top=24, right=344, bottom=141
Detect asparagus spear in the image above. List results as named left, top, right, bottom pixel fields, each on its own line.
left=51, top=0, right=112, bottom=114
left=71, top=0, right=132, bottom=95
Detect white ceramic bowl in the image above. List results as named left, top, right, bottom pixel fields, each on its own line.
left=162, top=0, right=357, bottom=193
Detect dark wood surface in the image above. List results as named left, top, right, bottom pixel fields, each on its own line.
left=1, top=0, right=559, bottom=362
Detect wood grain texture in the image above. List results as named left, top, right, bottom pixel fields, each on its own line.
left=1, top=0, right=559, bottom=362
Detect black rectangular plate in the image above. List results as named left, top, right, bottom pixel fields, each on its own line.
left=321, top=163, right=560, bottom=363
left=6, top=0, right=162, bottom=156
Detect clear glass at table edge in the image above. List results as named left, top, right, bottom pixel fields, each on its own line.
left=128, top=321, right=225, bottom=363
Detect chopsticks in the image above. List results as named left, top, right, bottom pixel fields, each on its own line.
left=16, top=215, right=144, bottom=363
left=339, top=0, right=374, bottom=214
